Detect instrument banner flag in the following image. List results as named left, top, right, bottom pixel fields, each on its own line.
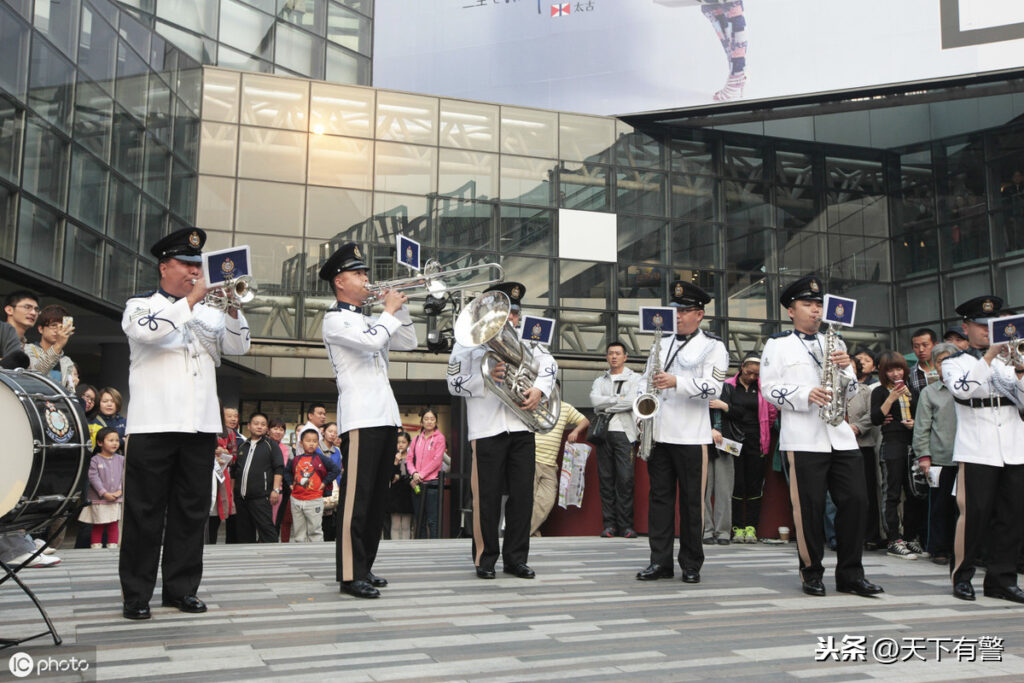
left=202, top=245, right=252, bottom=287
left=639, top=306, right=674, bottom=333
left=520, top=315, right=555, bottom=345
left=397, top=234, right=421, bottom=271
left=989, top=314, right=1024, bottom=344
left=822, top=294, right=856, bottom=327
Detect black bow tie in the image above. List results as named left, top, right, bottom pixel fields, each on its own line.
left=797, top=332, right=818, bottom=341
left=158, top=288, right=180, bottom=303
left=336, top=302, right=362, bottom=314
left=675, top=332, right=695, bottom=342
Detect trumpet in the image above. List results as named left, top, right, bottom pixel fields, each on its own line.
left=1003, top=336, right=1024, bottom=369
left=364, top=259, right=504, bottom=304
left=204, top=275, right=257, bottom=311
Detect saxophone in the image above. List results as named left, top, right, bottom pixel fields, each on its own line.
left=633, top=324, right=663, bottom=461
left=819, top=322, right=852, bottom=426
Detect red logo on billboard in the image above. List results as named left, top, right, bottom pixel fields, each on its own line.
left=551, top=3, right=570, bottom=16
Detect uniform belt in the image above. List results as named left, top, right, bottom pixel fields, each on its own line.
left=954, top=396, right=1015, bottom=408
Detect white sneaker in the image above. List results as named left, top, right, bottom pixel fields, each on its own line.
left=9, top=552, right=62, bottom=568
left=906, top=540, right=929, bottom=558
left=33, top=538, right=58, bottom=555
left=108, top=544, right=118, bottom=549
left=887, top=540, right=918, bottom=560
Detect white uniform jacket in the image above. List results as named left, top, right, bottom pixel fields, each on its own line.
left=639, top=330, right=729, bottom=446
left=446, top=336, right=558, bottom=442
left=322, top=302, right=418, bottom=434
left=941, top=350, right=1024, bottom=466
left=589, top=367, right=642, bottom=442
left=122, top=290, right=250, bottom=434
left=760, top=330, right=858, bottom=453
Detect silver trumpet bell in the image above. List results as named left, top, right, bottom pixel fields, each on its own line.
left=204, top=275, right=257, bottom=311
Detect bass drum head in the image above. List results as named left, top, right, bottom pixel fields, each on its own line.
left=0, top=378, right=34, bottom=518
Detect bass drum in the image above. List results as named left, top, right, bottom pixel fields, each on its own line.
left=0, top=369, right=89, bottom=535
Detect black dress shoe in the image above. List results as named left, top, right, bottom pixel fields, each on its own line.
left=836, top=578, right=884, bottom=596
left=475, top=567, right=496, bottom=579
left=161, top=595, right=207, bottom=613
left=342, top=580, right=380, bottom=598
left=503, top=563, right=536, bottom=579
left=681, top=568, right=700, bottom=584
left=953, top=581, right=976, bottom=601
left=123, top=603, right=151, bottom=620
left=716, top=538, right=730, bottom=546
left=802, top=579, right=826, bottom=596
left=636, top=563, right=674, bottom=581
left=367, top=572, right=388, bottom=588
left=702, top=537, right=716, bottom=545
left=982, top=585, right=1024, bottom=604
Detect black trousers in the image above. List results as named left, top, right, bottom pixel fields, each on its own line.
left=785, top=449, right=867, bottom=585
left=234, top=494, right=277, bottom=543
left=119, top=431, right=216, bottom=606
left=952, top=462, right=1024, bottom=589
left=471, top=431, right=535, bottom=571
left=647, top=443, right=707, bottom=572
left=859, top=445, right=883, bottom=544
left=336, top=426, right=396, bottom=583
left=926, top=464, right=956, bottom=556
left=878, top=442, right=927, bottom=543
left=731, top=438, right=765, bottom=529
left=596, top=431, right=635, bottom=531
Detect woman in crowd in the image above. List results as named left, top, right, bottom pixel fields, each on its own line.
left=385, top=431, right=414, bottom=540
left=320, top=422, right=342, bottom=542
left=267, top=418, right=294, bottom=541
left=90, top=387, right=127, bottom=447
left=871, top=350, right=926, bottom=560
left=408, top=408, right=447, bottom=539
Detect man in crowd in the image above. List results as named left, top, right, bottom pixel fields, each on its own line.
left=908, top=328, right=939, bottom=395
left=760, top=275, right=883, bottom=598
left=3, top=291, right=39, bottom=346
left=2, top=319, right=22, bottom=359
left=589, top=341, right=641, bottom=538
left=321, top=242, right=417, bottom=599
left=447, top=282, right=557, bottom=581
left=852, top=348, right=878, bottom=385
left=25, top=304, right=76, bottom=388
left=942, top=295, right=1024, bottom=604
left=944, top=325, right=970, bottom=351
left=530, top=381, right=589, bottom=537
left=231, top=412, right=284, bottom=543
left=119, top=228, right=250, bottom=620
left=636, top=281, right=728, bottom=585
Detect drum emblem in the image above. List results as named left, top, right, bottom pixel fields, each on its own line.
left=44, top=402, right=73, bottom=443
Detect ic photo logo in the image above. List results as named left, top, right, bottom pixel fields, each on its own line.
left=8, top=652, right=33, bottom=678
left=7, top=651, right=92, bottom=678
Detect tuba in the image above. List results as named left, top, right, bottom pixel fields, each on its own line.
left=819, top=322, right=852, bottom=426
left=633, top=322, right=663, bottom=461
left=453, top=290, right=561, bottom=433
left=204, top=275, right=257, bottom=312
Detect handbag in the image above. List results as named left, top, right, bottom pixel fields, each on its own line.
left=589, top=412, right=611, bottom=442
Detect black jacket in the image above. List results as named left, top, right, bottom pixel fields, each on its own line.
left=231, top=436, right=285, bottom=500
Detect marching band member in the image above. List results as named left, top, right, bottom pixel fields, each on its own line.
left=447, top=282, right=557, bottom=580
left=942, top=295, right=1024, bottom=604
left=320, top=242, right=418, bottom=599
left=636, top=281, right=729, bottom=585
left=759, top=276, right=882, bottom=598
left=120, top=228, right=250, bottom=620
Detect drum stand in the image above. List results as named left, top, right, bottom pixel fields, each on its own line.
left=0, top=516, right=71, bottom=650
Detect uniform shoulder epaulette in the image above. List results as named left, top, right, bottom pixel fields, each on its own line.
left=769, top=330, right=793, bottom=339
left=126, top=290, right=156, bottom=302
left=947, top=349, right=968, bottom=360
left=702, top=330, right=722, bottom=342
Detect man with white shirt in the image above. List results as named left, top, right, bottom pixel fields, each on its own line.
left=447, top=282, right=557, bottom=580
left=320, top=242, right=418, bottom=599
left=120, top=228, right=251, bottom=620
left=760, top=275, right=882, bottom=598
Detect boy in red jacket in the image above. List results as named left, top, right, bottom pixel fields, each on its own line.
left=285, top=426, right=341, bottom=542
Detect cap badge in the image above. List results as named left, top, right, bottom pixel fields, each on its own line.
left=674, top=282, right=684, bottom=298
left=982, top=299, right=994, bottom=313
left=809, top=279, right=820, bottom=293
left=188, top=231, right=201, bottom=247
left=511, top=286, right=521, bottom=300
left=353, top=245, right=362, bottom=260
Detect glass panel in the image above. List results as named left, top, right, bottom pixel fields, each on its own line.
left=116, top=41, right=149, bottom=123
left=831, top=280, right=890, bottom=328
left=118, top=11, right=151, bottom=59
left=310, top=81, right=373, bottom=137
left=275, top=21, right=324, bottom=79
left=500, top=155, right=555, bottom=206
left=778, top=228, right=822, bottom=278
left=63, top=223, right=104, bottom=294
left=202, top=69, right=240, bottom=124
left=617, top=264, right=665, bottom=311
left=896, top=278, right=941, bottom=326
left=436, top=199, right=491, bottom=250
left=240, top=73, right=309, bottom=130
left=154, top=21, right=217, bottom=65
left=560, top=260, right=611, bottom=310
left=237, top=231, right=302, bottom=337
left=104, top=244, right=136, bottom=302
left=671, top=174, right=716, bottom=222
left=500, top=206, right=552, bottom=256
left=305, top=185, right=370, bottom=238
left=235, top=179, right=304, bottom=235
left=111, top=109, right=144, bottom=182
left=139, top=196, right=165, bottom=252
left=942, top=214, right=990, bottom=266
left=616, top=169, right=665, bottom=216
left=22, top=119, right=68, bottom=208
left=376, top=91, right=437, bottom=145
left=439, top=99, right=498, bottom=152
left=278, top=0, right=325, bottom=34
left=501, top=107, right=556, bottom=158
left=725, top=224, right=769, bottom=272
left=16, top=197, right=63, bottom=279
left=68, top=147, right=107, bottom=230
left=614, top=123, right=663, bottom=170
left=559, top=162, right=609, bottom=212
left=827, top=156, right=884, bottom=194
left=371, top=192, right=430, bottom=247
left=144, top=138, right=169, bottom=202
left=723, top=180, right=771, bottom=227
left=726, top=271, right=768, bottom=320
left=170, top=159, right=197, bottom=220
left=670, top=138, right=712, bottom=175
left=0, top=185, right=15, bottom=260
left=107, top=175, right=139, bottom=244
left=499, top=255, right=550, bottom=307
left=0, top=103, right=22, bottom=184
left=777, top=186, right=819, bottom=230
left=199, top=122, right=238, bottom=176
left=195, top=174, right=235, bottom=231
left=897, top=150, right=935, bottom=234
left=28, top=38, right=74, bottom=132
left=559, top=113, right=614, bottom=163
left=438, top=149, right=497, bottom=201
left=672, top=222, right=718, bottom=270
left=156, top=0, right=219, bottom=37
left=374, top=141, right=436, bottom=195
left=34, top=0, right=80, bottom=59
left=146, top=73, right=172, bottom=145
left=337, top=0, right=371, bottom=15
left=0, top=4, right=30, bottom=100
left=776, top=151, right=814, bottom=186
left=238, top=126, right=307, bottom=183
left=78, top=4, right=117, bottom=86
left=238, top=0, right=276, bottom=13
left=722, top=145, right=765, bottom=182
left=827, top=233, right=891, bottom=281
left=617, top=216, right=666, bottom=264
left=325, top=45, right=369, bottom=85
left=826, top=192, right=887, bottom=237
left=327, top=2, right=371, bottom=53
left=5, top=0, right=32, bottom=20
left=173, top=96, right=200, bottom=168
left=219, top=0, right=275, bottom=60
left=217, top=44, right=274, bottom=74
left=308, top=133, right=372, bottom=189
left=73, top=79, right=111, bottom=158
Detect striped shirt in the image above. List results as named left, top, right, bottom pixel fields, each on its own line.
left=534, top=401, right=586, bottom=467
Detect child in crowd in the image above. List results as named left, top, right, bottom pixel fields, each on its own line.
left=79, top=427, right=125, bottom=549
left=385, top=431, right=414, bottom=540
left=285, top=425, right=340, bottom=542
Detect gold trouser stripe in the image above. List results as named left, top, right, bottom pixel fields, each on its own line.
left=341, top=430, right=360, bottom=582
left=699, top=444, right=708, bottom=534
left=786, top=451, right=812, bottom=579
left=471, top=440, right=484, bottom=566
left=951, top=462, right=967, bottom=582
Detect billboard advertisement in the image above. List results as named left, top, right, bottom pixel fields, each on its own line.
left=373, top=0, right=1024, bottom=116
